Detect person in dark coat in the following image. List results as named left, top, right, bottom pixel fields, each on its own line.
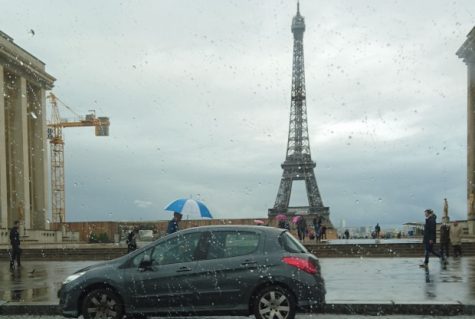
left=375, top=223, right=381, bottom=239
left=344, top=229, right=350, bottom=240
left=167, top=212, right=183, bottom=234
left=313, top=216, right=322, bottom=242
left=420, top=209, right=442, bottom=268
left=278, top=219, right=290, bottom=230
left=9, top=220, right=21, bottom=269
left=126, top=227, right=139, bottom=253
left=439, top=223, right=450, bottom=259
left=296, top=217, right=307, bottom=241
left=450, top=221, right=463, bottom=257
left=320, top=225, right=327, bottom=240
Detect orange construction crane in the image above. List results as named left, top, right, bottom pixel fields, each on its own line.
left=47, top=92, right=110, bottom=224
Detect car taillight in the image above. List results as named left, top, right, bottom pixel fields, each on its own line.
left=282, top=256, right=317, bottom=275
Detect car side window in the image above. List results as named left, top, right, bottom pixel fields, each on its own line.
left=130, top=247, right=153, bottom=268
left=206, top=231, right=260, bottom=259
left=150, top=232, right=201, bottom=265
left=279, top=231, right=308, bottom=253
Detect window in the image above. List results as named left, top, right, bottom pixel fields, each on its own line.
left=205, top=231, right=260, bottom=259
left=279, top=231, right=308, bottom=253
left=150, top=232, right=201, bottom=265
left=129, top=247, right=153, bottom=268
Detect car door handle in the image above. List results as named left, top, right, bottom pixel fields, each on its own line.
left=176, top=266, right=192, bottom=273
left=241, top=260, right=257, bottom=266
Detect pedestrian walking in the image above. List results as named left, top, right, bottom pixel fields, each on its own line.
left=344, top=229, right=350, bottom=239
left=9, top=220, right=21, bottom=270
left=167, top=211, right=182, bottom=234
left=375, top=223, right=381, bottom=239
left=439, top=222, right=450, bottom=259
left=420, top=209, right=442, bottom=268
left=296, top=217, right=307, bottom=241
left=450, top=221, right=463, bottom=257
left=126, top=227, right=139, bottom=253
left=321, top=225, right=327, bottom=240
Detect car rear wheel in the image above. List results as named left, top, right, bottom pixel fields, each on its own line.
left=253, top=285, right=296, bottom=319
left=82, top=288, right=124, bottom=319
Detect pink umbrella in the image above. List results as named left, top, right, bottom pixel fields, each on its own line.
left=276, top=214, right=287, bottom=221
left=254, top=219, right=265, bottom=225
left=292, top=215, right=302, bottom=224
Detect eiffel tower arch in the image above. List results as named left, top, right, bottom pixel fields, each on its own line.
left=268, top=3, right=333, bottom=228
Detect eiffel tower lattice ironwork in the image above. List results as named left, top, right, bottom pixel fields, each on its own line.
left=269, top=3, right=332, bottom=226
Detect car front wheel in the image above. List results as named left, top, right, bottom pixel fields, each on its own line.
left=253, top=285, right=296, bottom=319
left=82, top=288, right=124, bottom=319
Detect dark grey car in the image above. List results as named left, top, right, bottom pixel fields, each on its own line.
left=58, top=225, right=325, bottom=319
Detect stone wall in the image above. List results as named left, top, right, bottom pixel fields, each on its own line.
left=54, top=218, right=338, bottom=243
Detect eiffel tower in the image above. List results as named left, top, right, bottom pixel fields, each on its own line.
left=269, top=3, right=332, bottom=227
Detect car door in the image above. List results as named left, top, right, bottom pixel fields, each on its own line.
left=190, top=230, right=264, bottom=309
left=124, top=231, right=202, bottom=312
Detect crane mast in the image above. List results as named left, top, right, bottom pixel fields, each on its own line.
left=47, top=93, right=110, bottom=224
left=48, top=93, right=65, bottom=224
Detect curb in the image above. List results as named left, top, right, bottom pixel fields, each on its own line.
left=323, top=302, right=475, bottom=315
left=1, top=302, right=475, bottom=316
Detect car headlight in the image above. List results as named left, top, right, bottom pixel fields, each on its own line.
left=62, top=272, right=86, bottom=284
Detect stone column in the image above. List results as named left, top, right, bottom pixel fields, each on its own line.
left=457, top=26, right=475, bottom=236
left=10, top=76, right=31, bottom=230
left=28, top=84, right=48, bottom=229
left=0, top=66, right=7, bottom=229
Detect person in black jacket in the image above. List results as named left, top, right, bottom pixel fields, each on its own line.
left=420, top=209, right=441, bottom=268
left=9, top=220, right=21, bottom=270
left=439, top=223, right=450, bottom=259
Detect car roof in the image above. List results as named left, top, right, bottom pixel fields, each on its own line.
left=183, top=224, right=286, bottom=235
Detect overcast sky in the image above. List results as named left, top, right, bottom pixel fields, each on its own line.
left=2, top=0, right=474, bottom=228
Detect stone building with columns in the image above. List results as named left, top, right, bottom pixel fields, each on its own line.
left=457, top=26, right=475, bottom=236
left=0, top=31, right=55, bottom=235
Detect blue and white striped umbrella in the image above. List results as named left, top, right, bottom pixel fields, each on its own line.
left=164, top=198, right=213, bottom=219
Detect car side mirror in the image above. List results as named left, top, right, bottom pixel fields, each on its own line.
left=139, top=255, right=153, bottom=270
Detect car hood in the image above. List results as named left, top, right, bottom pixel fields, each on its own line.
left=74, top=255, right=127, bottom=274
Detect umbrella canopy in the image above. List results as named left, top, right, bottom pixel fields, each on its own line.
left=254, top=219, right=265, bottom=225
left=292, top=215, right=302, bottom=224
left=164, top=198, right=213, bottom=219
left=276, top=214, right=287, bottom=221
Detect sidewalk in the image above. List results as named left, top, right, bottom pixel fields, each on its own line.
left=1, top=257, right=474, bottom=315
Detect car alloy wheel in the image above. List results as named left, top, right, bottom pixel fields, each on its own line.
left=254, top=285, right=296, bottom=319
left=82, top=288, right=124, bottom=319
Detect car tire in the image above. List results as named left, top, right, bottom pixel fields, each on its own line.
left=253, top=285, right=296, bottom=319
left=81, top=288, right=124, bottom=319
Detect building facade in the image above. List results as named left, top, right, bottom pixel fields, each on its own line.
left=0, top=31, right=55, bottom=231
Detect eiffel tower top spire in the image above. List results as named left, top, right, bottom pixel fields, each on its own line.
left=292, top=2, right=305, bottom=37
